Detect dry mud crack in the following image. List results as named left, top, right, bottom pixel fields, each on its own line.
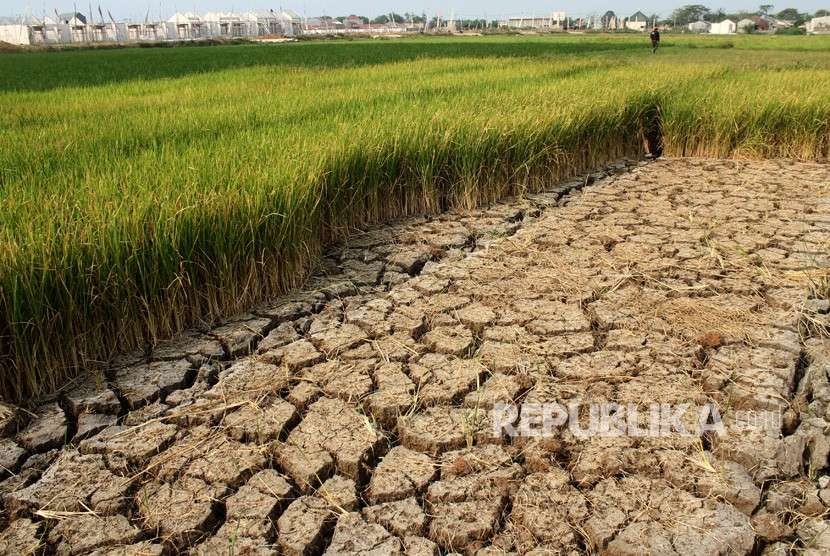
left=2, top=157, right=830, bottom=555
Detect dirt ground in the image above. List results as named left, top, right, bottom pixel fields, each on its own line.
left=1, top=157, right=829, bottom=555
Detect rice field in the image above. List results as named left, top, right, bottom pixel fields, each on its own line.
left=1, top=34, right=829, bottom=403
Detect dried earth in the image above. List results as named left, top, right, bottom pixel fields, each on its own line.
left=1, top=158, right=830, bottom=555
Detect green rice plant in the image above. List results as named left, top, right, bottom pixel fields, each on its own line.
left=0, top=34, right=829, bottom=403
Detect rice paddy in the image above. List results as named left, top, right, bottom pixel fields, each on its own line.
left=1, top=33, right=829, bottom=403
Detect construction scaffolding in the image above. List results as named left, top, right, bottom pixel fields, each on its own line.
left=0, top=10, right=304, bottom=46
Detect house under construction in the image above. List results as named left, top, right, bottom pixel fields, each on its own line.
left=0, top=10, right=304, bottom=46
left=500, top=13, right=568, bottom=30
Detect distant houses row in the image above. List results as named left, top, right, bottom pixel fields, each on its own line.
left=0, top=9, right=674, bottom=46
left=2, top=9, right=829, bottom=46
left=0, top=11, right=305, bottom=45
left=500, top=13, right=568, bottom=31
left=688, top=15, right=830, bottom=34
left=595, top=11, right=653, bottom=32
left=500, top=11, right=652, bottom=32
left=496, top=10, right=830, bottom=34
left=0, top=10, right=417, bottom=46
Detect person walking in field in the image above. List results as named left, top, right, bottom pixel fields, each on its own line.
left=650, top=27, right=660, bottom=53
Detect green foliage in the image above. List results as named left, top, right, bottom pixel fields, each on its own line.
left=776, top=26, right=806, bottom=35
left=776, top=7, right=805, bottom=22
left=372, top=13, right=406, bottom=24
left=1, top=34, right=829, bottom=403
left=673, top=4, right=711, bottom=25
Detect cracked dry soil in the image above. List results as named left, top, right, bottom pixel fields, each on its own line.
left=1, top=157, right=830, bottom=555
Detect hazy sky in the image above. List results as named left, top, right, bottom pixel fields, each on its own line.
left=1, top=0, right=826, bottom=21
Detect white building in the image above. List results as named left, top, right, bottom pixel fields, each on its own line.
left=0, top=15, right=77, bottom=44
left=0, top=12, right=134, bottom=45
left=687, top=20, right=711, bottom=33
left=244, top=11, right=282, bottom=36
left=625, top=11, right=649, bottom=32
left=597, top=11, right=618, bottom=30
left=278, top=11, right=303, bottom=36
left=0, top=8, right=314, bottom=46
left=166, top=12, right=204, bottom=40
left=128, top=22, right=167, bottom=41
left=28, top=17, right=69, bottom=44
left=501, top=13, right=567, bottom=30
left=807, top=15, right=830, bottom=34
left=709, top=19, right=736, bottom=34
left=0, top=24, right=31, bottom=44
left=203, top=12, right=247, bottom=37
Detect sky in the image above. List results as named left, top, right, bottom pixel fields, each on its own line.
left=0, top=0, right=827, bottom=21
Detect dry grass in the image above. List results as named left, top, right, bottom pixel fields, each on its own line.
left=648, top=296, right=765, bottom=344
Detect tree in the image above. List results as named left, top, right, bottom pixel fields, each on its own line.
left=371, top=15, right=389, bottom=24
left=776, top=8, right=798, bottom=20
left=759, top=4, right=774, bottom=15
left=672, top=5, right=711, bottom=25
left=707, top=9, right=726, bottom=22
left=776, top=8, right=807, bottom=23
left=815, top=9, right=829, bottom=17
left=402, top=12, right=426, bottom=24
